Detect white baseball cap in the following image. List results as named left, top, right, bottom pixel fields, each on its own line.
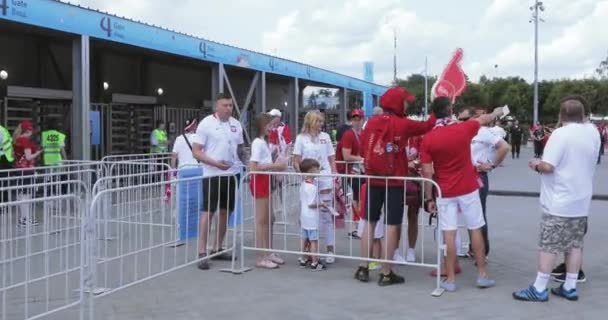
left=268, top=109, right=282, bottom=117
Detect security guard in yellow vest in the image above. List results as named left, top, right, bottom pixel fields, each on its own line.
left=41, top=121, right=67, bottom=166
left=0, top=124, right=14, bottom=169
left=150, top=120, right=168, bottom=153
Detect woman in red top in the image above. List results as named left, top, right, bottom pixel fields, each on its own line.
left=13, top=120, right=42, bottom=226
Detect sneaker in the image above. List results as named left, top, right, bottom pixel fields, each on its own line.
left=553, top=270, right=586, bottom=283
left=210, top=249, right=235, bottom=261
left=551, top=263, right=566, bottom=276
left=354, top=266, right=369, bottom=282
left=197, top=253, right=210, bottom=270
left=406, top=248, right=416, bottom=262
left=256, top=258, right=279, bottom=269
left=441, top=281, right=457, bottom=292
left=298, top=257, right=310, bottom=267
left=476, top=277, right=496, bottom=289
left=325, top=252, right=335, bottom=264
left=368, top=262, right=381, bottom=271
left=18, top=218, right=40, bottom=227
left=377, top=271, right=405, bottom=287
left=551, top=284, right=579, bottom=301
left=512, top=285, right=549, bottom=302
left=393, top=251, right=406, bottom=263
left=310, top=261, right=326, bottom=271
left=268, top=253, right=285, bottom=265
left=348, top=230, right=360, bottom=239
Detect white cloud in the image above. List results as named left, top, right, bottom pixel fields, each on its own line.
left=471, top=0, right=608, bottom=81
left=69, top=0, right=607, bottom=86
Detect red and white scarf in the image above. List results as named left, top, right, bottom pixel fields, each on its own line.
left=434, top=118, right=456, bottom=129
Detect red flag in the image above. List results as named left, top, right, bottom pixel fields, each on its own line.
left=432, top=48, right=467, bottom=103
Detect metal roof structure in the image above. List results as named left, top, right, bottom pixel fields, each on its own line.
left=1, top=0, right=388, bottom=99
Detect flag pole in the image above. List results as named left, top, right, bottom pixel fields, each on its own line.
left=424, top=56, right=429, bottom=118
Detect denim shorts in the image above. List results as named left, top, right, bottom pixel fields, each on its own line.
left=301, top=228, right=319, bottom=241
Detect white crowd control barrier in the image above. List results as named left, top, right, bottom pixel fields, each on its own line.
left=0, top=169, right=90, bottom=320
left=231, top=170, right=446, bottom=296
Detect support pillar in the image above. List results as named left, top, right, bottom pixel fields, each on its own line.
left=255, top=71, right=266, bottom=114
left=211, top=63, right=225, bottom=102
left=363, top=91, right=373, bottom=116
left=339, top=88, right=348, bottom=123
left=71, top=35, right=91, bottom=160
left=288, top=77, right=299, bottom=130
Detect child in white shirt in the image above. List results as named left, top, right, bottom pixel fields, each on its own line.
left=299, top=158, right=327, bottom=270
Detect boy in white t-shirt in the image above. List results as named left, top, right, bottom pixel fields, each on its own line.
left=299, top=159, right=327, bottom=271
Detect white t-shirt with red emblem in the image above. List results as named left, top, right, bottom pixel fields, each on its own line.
left=193, top=114, right=244, bottom=178
left=293, top=132, right=335, bottom=175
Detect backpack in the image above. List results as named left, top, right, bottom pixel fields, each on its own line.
left=363, top=115, right=398, bottom=176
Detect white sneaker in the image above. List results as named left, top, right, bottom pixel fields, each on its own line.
left=18, top=218, right=40, bottom=227
left=325, top=252, right=335, bottom=264
left=393, top=250, right=406, bottom=262
left=406, top=248, right=416, bottom=262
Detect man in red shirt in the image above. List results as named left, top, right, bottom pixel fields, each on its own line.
left=336, top=109, right=365, bottom=238
left=355, top=87, right=437, bottom=286
left=267, top=109, right=292, bottom=159
left=420, top=97, right=504, bottom=292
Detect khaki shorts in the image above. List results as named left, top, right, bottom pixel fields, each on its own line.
left=539, top=213, right=588, bottom=254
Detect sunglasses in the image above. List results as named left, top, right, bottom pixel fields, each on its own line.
left=458, top=117, right=471, bottom=121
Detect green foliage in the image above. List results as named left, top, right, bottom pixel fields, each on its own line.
left=393, top=74, right=437, bottom=115
left=392, top=74, right=608, bottom=123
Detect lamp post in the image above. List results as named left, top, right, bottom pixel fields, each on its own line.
left=530, top=0, right=545, bottom=124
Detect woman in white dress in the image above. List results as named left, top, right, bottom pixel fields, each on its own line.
left=293, top=111, right=338, bottom=263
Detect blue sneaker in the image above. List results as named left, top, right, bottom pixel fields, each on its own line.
left=441, top=281, right=457, bottom=292
left=476, top=277, right=496, bottom=289
left=512, top=285, right=549, bottom=302
left=551, top=285, right=578, bottom=301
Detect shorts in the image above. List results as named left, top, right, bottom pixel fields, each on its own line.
left=301, top=228, right=319, bottom=241
left=202, top=174, right=240, bottom=213
left=539, top=214, right=588, bottom=254
left=249, top=174, right=270, bottom=198
left=365, top=185, right=404, bottom=226
left=318, top=176, right=334, bottom=191
left=436, top=190, right=485, bottom=231
left=357, top=215, right=384, bottom=239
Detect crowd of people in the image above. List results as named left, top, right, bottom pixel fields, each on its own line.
left=166, top=87, right=602, bottom=301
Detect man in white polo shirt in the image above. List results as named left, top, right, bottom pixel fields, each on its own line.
left=192, top=93, right=246, bottom=270
left=470, top=106, right=510, bottom=257
left=513, top=96, right=600, bottom=302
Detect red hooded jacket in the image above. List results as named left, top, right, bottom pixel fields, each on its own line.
left=361, top=87, right=436, bottom=187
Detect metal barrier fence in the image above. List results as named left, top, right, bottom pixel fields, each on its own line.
left=1, top=174, right=89, bottom=320
left=2, top=156, right=450, bottom=319
left=231, top=171, right=446, bottom=296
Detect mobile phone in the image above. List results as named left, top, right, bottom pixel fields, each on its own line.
left=501, top=105, right=510, bottom=119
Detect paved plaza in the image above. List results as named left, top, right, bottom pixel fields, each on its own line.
left=25, top=147, right=608, bottom=319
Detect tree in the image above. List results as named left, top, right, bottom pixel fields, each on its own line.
left=596, top=50, right=608, bottom=79
left=393, top=74, right=437, bottom=115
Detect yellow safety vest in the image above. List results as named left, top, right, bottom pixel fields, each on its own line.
left=0, top=125, right=14, bottom=162
left=151, top=129, right=168, bottom=153
left=41, top=130, right=66, bottom=165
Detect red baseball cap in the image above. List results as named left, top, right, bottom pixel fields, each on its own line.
left=20, top=120, right=34, bottom=132
left=351, top=109, right=364, bottom=118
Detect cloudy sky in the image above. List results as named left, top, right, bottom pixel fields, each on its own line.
left=70, top=0, right=608, bottom=86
